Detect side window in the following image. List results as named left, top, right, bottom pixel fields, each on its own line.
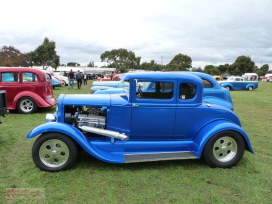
left=179, top=83, right=196, bottom=100
left=1, top=72, right=19, bottom=82
left=202, top=79, right=213, bottom=88
left=22, top=72, right=38, bottom=82
left=235, top=78, right=240, bottom=81
left=137, top=81, right=173, bottom=99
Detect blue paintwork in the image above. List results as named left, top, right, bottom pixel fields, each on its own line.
left=93, top=72, right=234, bottom=110
left=27, top=72, right=254, bottom=166
left=219, top=77, right=258, bottom=90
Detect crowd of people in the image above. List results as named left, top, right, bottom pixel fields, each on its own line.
left=64, top=70, right=114, bottom=89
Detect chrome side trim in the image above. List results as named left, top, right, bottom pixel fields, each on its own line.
left=124, top=151, right=197, bottom=163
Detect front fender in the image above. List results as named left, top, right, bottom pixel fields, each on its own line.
left=220, top=82, right=233, bottom=89
left=26, top=122, right=123, bottom=163
left=192, top=120, right=254, bottom=158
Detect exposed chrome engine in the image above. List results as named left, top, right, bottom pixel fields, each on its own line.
left=64, top=106, right=106, bottom=129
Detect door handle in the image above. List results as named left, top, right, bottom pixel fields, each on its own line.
left=132, top=103, right=139, bottom=107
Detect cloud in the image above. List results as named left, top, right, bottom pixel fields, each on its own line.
left=1, top=0, right=271, bottom=68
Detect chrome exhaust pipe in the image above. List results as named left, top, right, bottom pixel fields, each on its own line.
left=79, top=125, right=129, bottom=141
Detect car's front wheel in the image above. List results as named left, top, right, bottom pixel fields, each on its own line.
left=17, top=97, right=37, bottom=114
left=225, top=86, right=231, bottom=91
left=32, top=133, right=78, bottom=172
left=248, top=86, right=253, bottom=91
left=203, top=131, right=245, bottom=168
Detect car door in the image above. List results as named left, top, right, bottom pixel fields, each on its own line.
left=0, top=71, right=21, bottom=108
left=130, top=80, right=176, bottom=140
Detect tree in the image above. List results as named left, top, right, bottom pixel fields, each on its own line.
left=67, top=62, right=80, bottom=67
left=260, top=64, right=269, bottom=73
left=191, top=67, right=204, bottom=72
left=87, top=61, right=94, bottom=67
left=229, top=56, right=255, bottom=75
left=204, top=65, right=220, bottom=75
left=166, top=54, right=192, bottom=71
left=28, top=37, right=60, bottom=69
left=218, top=64, right=228, bottom=74
left=139, top=60, right=162, bottom=71
left=0, top=46, right=31, bottom=67
left=100, top=48, right=141, bottom=73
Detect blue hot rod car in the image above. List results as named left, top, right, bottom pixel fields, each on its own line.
left=27, top=72, right=254, bottom=172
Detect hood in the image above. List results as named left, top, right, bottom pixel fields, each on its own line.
left=58, top=93, right=129, bottom=107
left=58, top=94, right=111, bottom=107
left=92, top=81, right=129, bottom=87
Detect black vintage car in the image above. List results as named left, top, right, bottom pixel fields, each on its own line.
left=0, top=90, right=7, bottom=124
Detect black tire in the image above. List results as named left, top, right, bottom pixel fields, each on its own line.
left=225, top=86, right=231, bottom=91
left=248, top=86, right=253, bottom=91
left=32, top=133, right=78, bottom=172
left=203, top=131, right=245, bottom=168
left=17, top=97, right=37, bottom=114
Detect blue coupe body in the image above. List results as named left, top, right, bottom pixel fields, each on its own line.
left=92, top=72, right=234, bottom=110
left=27, top=72, right=254, bottom=172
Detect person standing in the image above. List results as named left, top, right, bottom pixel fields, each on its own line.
left=68, top=69, right=75, bottom=89
left=83, top=73, right=88, bottom=85
left=76, top=70, right=83, bottom=89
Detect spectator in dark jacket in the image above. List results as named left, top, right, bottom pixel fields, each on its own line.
left=68, top=69, right=75, bottom=89
left=76, top=70, right=83, bottom=89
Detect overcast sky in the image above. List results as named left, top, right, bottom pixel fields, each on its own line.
left=1, top=0, right=272, bottom=69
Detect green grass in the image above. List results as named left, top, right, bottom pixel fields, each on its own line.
left=1, top=81, right=272, bottom=204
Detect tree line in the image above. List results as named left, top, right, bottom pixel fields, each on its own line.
left=0, top=37, right=271, bottom=76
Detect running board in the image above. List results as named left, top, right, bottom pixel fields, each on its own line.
left=124, top=152, right=197, bottom=163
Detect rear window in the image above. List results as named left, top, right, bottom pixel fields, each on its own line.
left=22, top=72, right=38, bottom=82
left=1, top=72, right=19, bottom=82
left=179, top=83, right=196, bottom=100
left=202, top=79, right=213, bottom=88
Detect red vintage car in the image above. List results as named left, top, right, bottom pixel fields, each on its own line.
left=97, top=74, right=120, bottom=81
left=0, top=67, right=57, bottom=114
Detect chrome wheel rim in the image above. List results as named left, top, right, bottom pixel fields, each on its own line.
left=213, top=136, right=237, bottom=162
left=20, top=99, right=33, bottom=112
left=39, top=139, right=69, bottom=167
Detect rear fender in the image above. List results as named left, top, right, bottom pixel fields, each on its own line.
left=246, top=84, right=256, bottom=89
left=14, top=91, right=52, bottom=108
left=192, top=120, right=254, bottom=158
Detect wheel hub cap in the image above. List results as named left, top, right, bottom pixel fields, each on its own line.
left=39, top=139, right=69, bottom=167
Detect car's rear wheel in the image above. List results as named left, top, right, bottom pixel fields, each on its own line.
left=32, top=133, right=78, bottom=172
left=203, top=131, right=245, bottom=168
left=17, top=97, right=37, bottom=114
left=248, top=86, right=253, bottom=91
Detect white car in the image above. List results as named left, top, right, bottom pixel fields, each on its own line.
left=53, top=72, right=69, bottom=86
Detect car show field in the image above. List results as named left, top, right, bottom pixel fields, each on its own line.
left=0, top=80, right=271, bottom=203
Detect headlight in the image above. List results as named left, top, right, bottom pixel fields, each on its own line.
left=46, top=114, right=56, bottom=122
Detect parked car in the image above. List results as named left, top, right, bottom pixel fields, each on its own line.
left=213, top=76, right=224, bottom=81
left=52, top=72, right=68, bottom=86
left=51, top=76, right=61, bottom=89
left=0, top=67, right=57, bottom=114
left=218, top=77, right=258, bottom=91
left=96, top=74, right=121, bottom=82
left=0, top=90, right=7, bottom=124
left=261, top=77, right=272, bottom=82
left=93, top=72, right=234, bottom=110
left=26, top=72, right=253, bottom=172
